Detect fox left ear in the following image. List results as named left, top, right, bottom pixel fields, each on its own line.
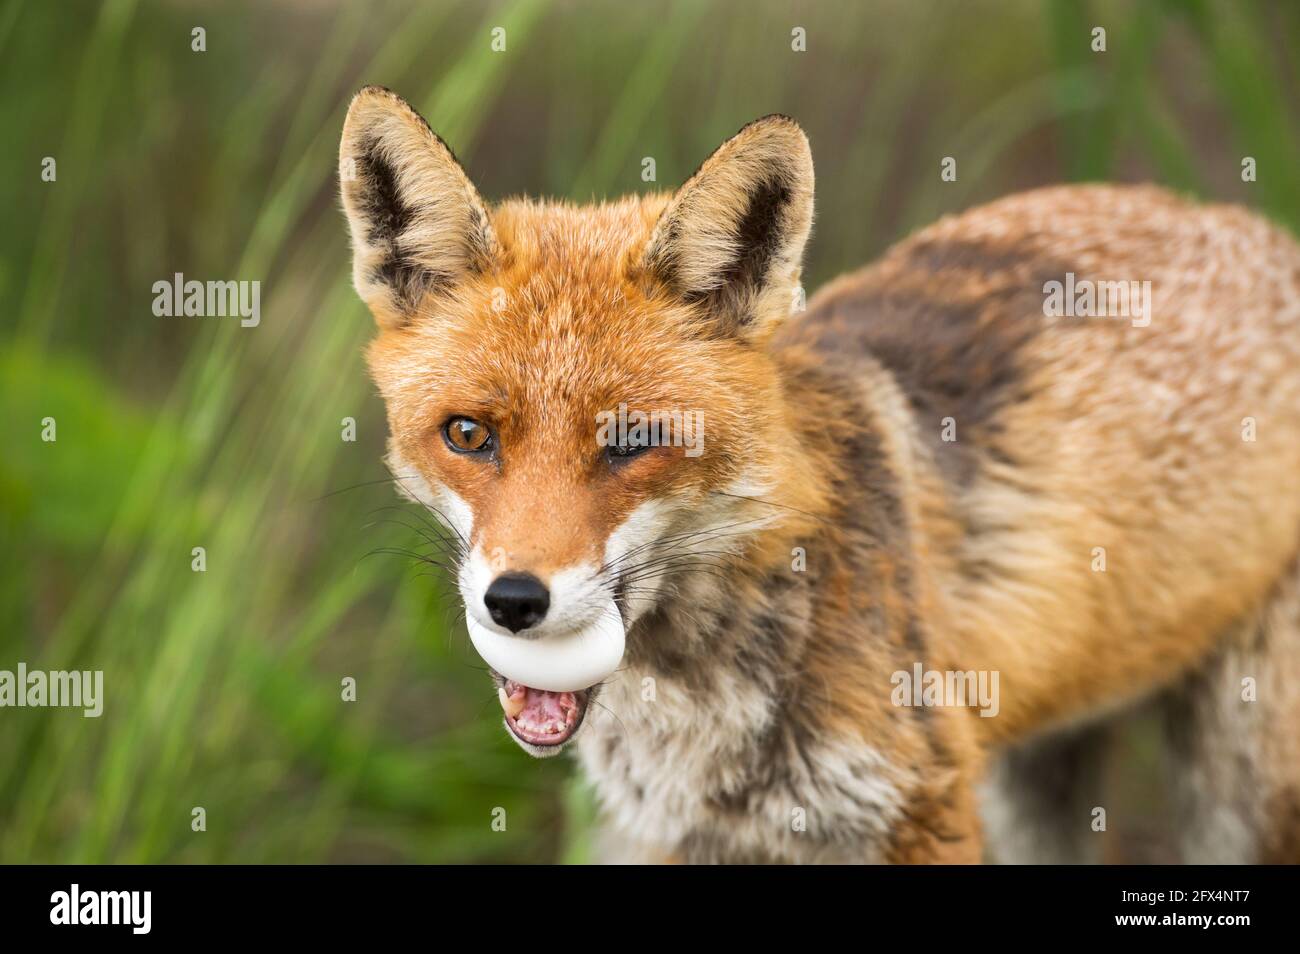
left=339, top=86, right=497, bottom=328
left=639, top=115, right=814, bottom=337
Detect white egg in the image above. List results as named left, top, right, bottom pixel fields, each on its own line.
left=466, top=600, right=625, bottom=692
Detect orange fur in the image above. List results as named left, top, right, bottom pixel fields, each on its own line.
left=342, top=88, right=1300, bottom=863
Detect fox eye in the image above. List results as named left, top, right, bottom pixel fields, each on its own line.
left=443, top=417, right=493, bottom=454
left=604, top=439, right=653, bottom=467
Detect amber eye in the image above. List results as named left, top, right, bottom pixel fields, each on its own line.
left=443, top=417, right=493, bottom=454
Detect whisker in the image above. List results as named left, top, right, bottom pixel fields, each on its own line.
left=708, top=489, right=831, bottom=524
left=312, top=471, right=428, bottom=503
left=599, top=516, right=772, bottom=574
left=588, top=697, right=631, bottom=745
left=361, top=515, right=463, bottom=554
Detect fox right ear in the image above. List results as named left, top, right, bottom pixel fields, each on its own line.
left=339, top=86, right=497, bottom=328
left=639, top=115, right=814, bottom=338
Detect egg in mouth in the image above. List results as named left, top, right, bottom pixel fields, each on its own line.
left=466, top=598, right=624, bottom=755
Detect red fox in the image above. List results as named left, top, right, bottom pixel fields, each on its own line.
left=339, top=86, right=1300, bottom=863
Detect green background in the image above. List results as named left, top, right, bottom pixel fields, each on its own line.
left=1, top=0, right=1297, bottom=863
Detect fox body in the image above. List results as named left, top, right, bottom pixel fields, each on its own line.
left=340, top=87, right=1300, bottom=863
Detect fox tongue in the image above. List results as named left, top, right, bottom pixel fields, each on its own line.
left=499, top=681, right=578, bottom=736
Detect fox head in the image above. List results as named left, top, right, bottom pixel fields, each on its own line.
left=339, top=86, right=817, bottom=754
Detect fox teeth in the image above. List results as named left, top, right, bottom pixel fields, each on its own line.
left=498, top=687, right=525, bottom=719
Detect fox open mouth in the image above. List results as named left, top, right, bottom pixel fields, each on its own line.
left=498, top=680, right=590, bottom=746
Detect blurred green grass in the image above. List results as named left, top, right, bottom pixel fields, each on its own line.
left=0, top=0, right=1296, bottom=863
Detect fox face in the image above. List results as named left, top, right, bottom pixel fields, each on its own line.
left=340, top=87, right=815, bottom=755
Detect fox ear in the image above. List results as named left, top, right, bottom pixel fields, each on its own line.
left=640, top=115, right=814, bottom=336
left=339, top=86, right=497, bottom=328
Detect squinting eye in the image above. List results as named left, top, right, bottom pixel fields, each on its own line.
left=443, top=416, right=493, bottom=454
left=604, top=440, right=653, bottom=466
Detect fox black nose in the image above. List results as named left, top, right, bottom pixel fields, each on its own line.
left=484, top=573, right=550, bottom=633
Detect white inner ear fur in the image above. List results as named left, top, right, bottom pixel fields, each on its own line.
left=339, top=87, right=497, bottom=328
left=639, top=116, right=814, bottom=334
